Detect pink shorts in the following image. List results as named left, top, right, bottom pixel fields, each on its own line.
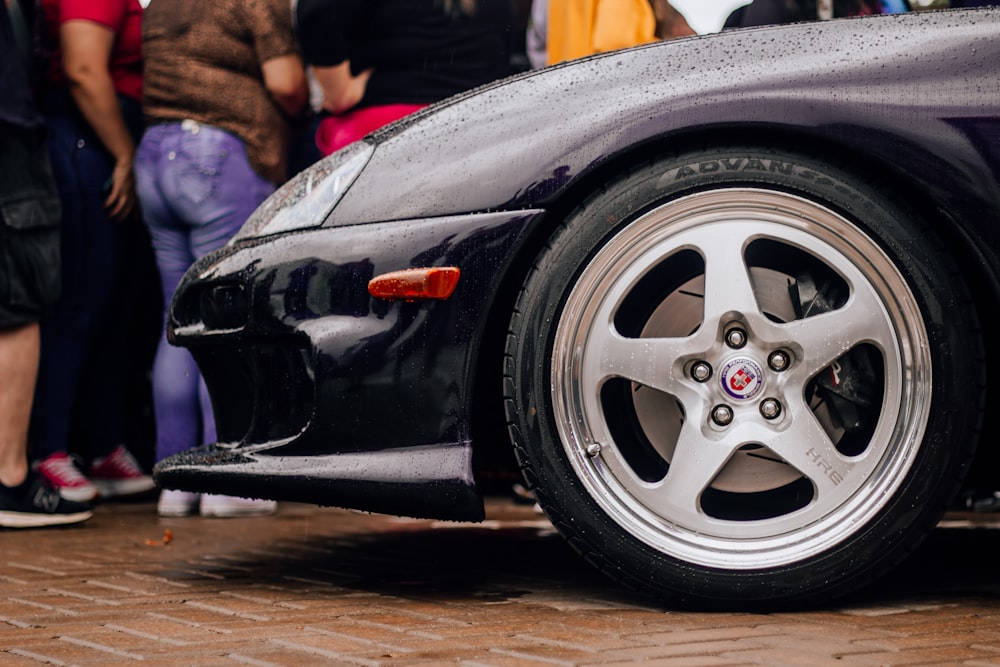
left=315, top=104, right=427, bottom=156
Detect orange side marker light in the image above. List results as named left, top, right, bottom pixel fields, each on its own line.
left=368, top=267, right=461, bottom=301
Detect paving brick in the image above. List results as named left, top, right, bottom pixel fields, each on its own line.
left=630, top=627, right=784, bottom=645
left=851, top=630, right=1000, bottom=652
left=513, top=630, right=649, bottom=653
left=717, top=647, right=858, bottom=667
left=3, top=501, right=1000, bottom=665
left=592, top=642, right=756, bottom=663
left=839, top=646, right=1000, bottom=665
left=584, top=659, right=751, bottom=667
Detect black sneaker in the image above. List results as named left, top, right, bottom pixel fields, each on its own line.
left=0, top=471, right=93, bottom=528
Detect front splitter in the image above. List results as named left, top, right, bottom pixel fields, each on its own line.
left=153, top=441, right=485, bottom=522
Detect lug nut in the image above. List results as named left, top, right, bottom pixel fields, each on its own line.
left=725, top=327, right=747, bottom=349
left=691, top=361, right=712, bottom=382
left=768, top=350, right=790, bottom=372
left=711, top=404, right=734, bottom=427
left=759, top=398, right=782, bottom=420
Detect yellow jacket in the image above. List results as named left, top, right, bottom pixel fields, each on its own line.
left=546, top=0, right=657, bottom=65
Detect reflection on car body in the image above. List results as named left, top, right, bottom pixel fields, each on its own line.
left=155, top=8, right=1000, bottom=609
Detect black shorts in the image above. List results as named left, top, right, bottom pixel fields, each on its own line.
left=0, top=123, right=61, bottom=328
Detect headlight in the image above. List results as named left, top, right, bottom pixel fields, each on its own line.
left=234, top=140, right=374, bottom=241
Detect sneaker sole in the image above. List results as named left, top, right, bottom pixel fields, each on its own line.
left=58, top=487, right=99, bottom=503
left=157, top=504, right=199, bottom=517
left=0, top=509, right=93, bottom=528
left=92, top=478, right=157, bottom=498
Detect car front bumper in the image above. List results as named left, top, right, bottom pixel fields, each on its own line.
left=153, top=209, right=544, bottom=521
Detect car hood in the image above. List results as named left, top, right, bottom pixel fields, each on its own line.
left=325, top=8, right=999, bottom=226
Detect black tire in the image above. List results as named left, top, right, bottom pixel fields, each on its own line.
left=503, top=145, right=984, bottom=609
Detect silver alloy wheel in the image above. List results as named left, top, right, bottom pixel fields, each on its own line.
left=551, top=188, right=932, bottom=570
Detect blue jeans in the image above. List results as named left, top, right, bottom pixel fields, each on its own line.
left=30, top=94, right=143, bottom=459
left=135, top=122, right=275, bottom=462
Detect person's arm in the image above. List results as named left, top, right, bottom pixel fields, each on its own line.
left=261, top=52, right=309, bottom=118
left=59, top=19, right=136, bottom=221
left=652, top=0, right=696, bottom=39
left=311, top=61, right=371, bottom=114
left=295, top=0, right=371, bottom=114
left=526, top=0, right=549, bottom=69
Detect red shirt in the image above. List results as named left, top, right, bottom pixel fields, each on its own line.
left=40, top=0, right=143, bottom=102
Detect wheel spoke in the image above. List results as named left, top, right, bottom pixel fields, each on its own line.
left=591, top=331, right=692, bottom=394
left=638, top=423, right=738, bottom=521
left=791, top=289, right=894, bottom=377
left=765, top=410, right=851, bottom=499
left=699, top=226, right=760, bottom=322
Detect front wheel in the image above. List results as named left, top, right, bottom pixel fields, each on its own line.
left=504, top=146, right=984, bottom=609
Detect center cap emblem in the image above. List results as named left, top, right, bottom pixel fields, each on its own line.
left=720, top=357, right=764, bottom=400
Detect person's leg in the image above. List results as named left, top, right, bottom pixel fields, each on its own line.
left=0, top=123, right=91, bottom=527
left=0, top=321, right=92, bottom=527
left=153, top=122, right=277, bottom=517
left=69, top=100, right=157, bottom=498
left=60, top=180, right=130, bottom=480
left=72, top=97, right=147, bottom=466
left=30, top=106, right=123, bottom=501
left=0, top=123, right=53, bottom=488
left=73, top=217, right=160, bottom=498
left=29, top=125, right=92, bottom=462
left=181, top=124, right=275, bottom=445
left=136, top=124, right=205, bottom=517
left=135, top=125, right=204, bottom=464
left=0, top=323, right=38, bottom=488
left=118, top=222, right=162, bottom=467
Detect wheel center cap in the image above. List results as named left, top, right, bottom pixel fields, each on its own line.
left=720, top=357, right=764, bottom=400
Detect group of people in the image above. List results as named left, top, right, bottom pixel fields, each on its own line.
left=0, top=0, right=528, bottom=529
left=2, top=0, right=156, bottom=528
left=2, top=0, right=966, bottom=529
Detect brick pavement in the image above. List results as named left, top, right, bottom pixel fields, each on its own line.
left=2, top=498, right=1000, bottom=666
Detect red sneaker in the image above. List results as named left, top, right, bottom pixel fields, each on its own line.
left=89, top=445, right=156, bottom=498
left=35, top=452, right=99, bottom=502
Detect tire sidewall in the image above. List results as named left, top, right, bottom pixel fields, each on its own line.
left=509, top=146, right=979, bottom=608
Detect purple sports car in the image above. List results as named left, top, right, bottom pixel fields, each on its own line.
left=156, top=7, right=1000, bottom=609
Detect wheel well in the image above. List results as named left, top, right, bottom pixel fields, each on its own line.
left=469, top=126, right=997, bottom=497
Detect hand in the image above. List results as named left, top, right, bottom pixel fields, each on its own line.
left=104, top=158, right=137, bottom=222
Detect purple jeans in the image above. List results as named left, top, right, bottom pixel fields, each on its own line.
left=135, top=121, right=275, bottom=462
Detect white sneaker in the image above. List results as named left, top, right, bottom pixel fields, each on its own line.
left=199, top=494, right=277, bottom=518
left=157, top=489, right=201, bottom=517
